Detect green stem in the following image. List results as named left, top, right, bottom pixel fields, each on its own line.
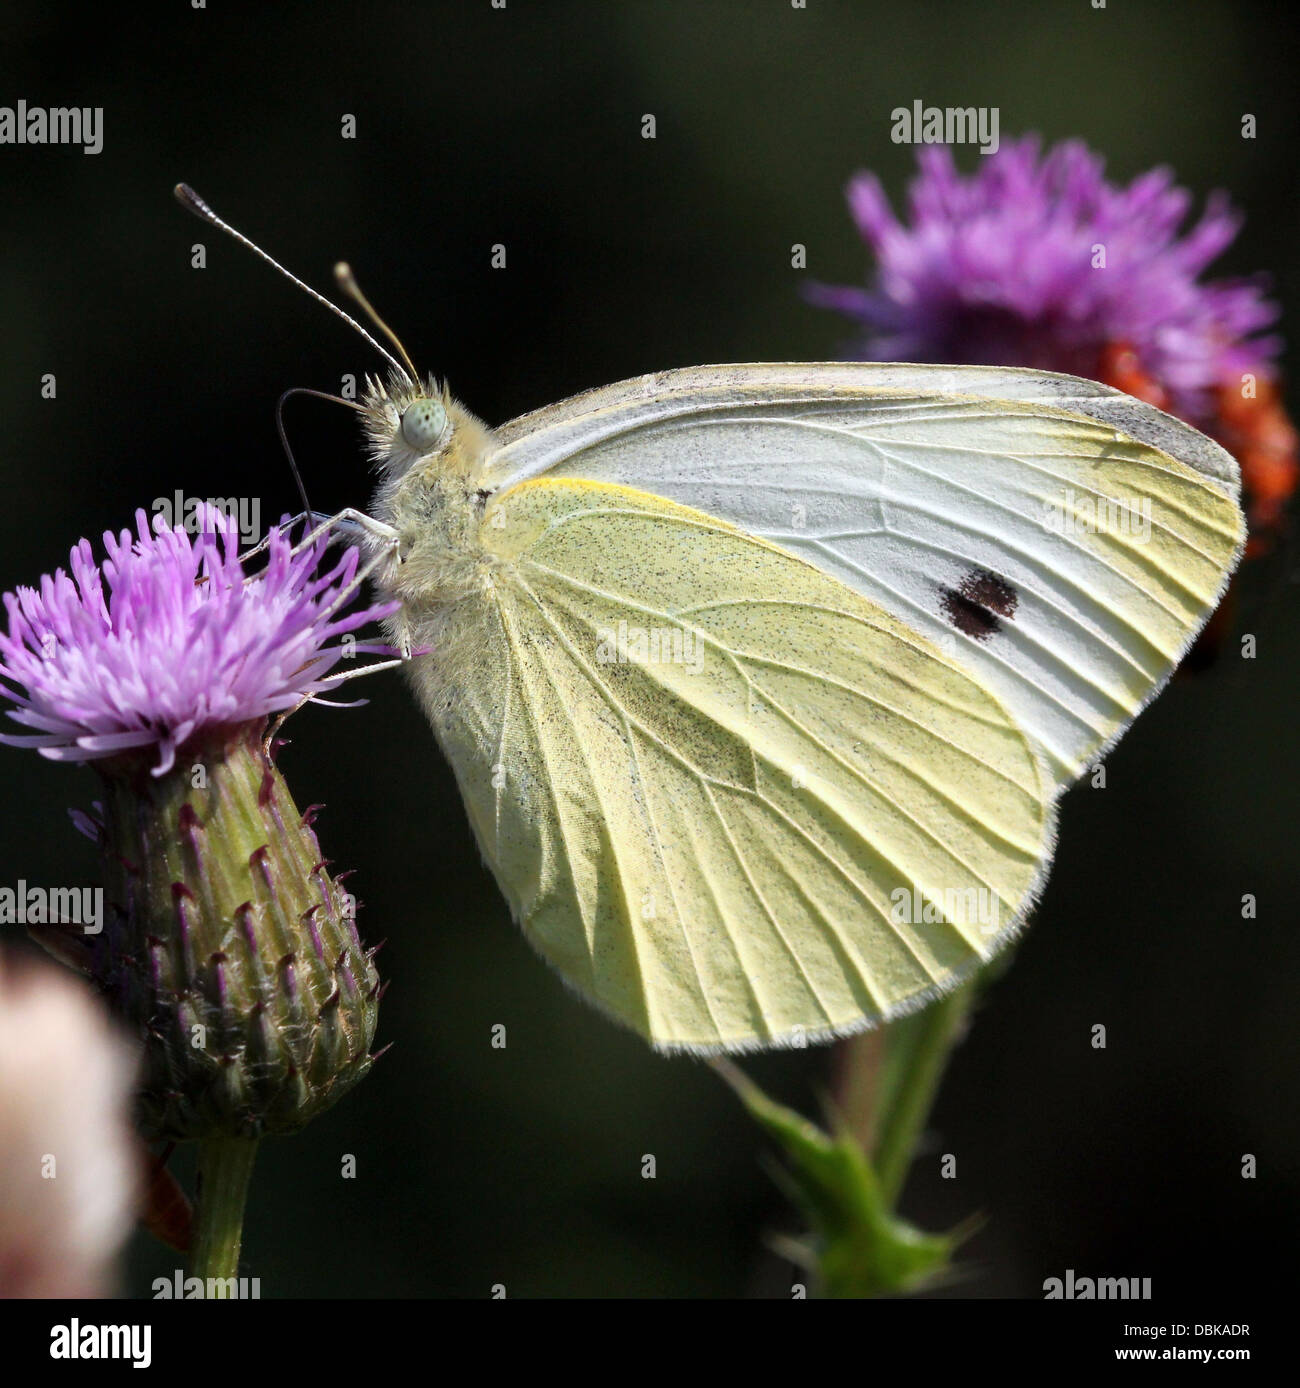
left=870, top=983, right=975, bottom=1209
left=190, top=1137, right=259, bottom=1284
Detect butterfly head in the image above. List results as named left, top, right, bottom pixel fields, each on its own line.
left=361, top=372, right=455, bottom=472
left=170, top=187, right=494, bottom=499
left=360, top=372, right=494, bottom=493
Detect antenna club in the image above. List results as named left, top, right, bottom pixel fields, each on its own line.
left=333, top=262, right=421, bottom=381
left=166, top=182, right=412, bottom=384
left=174, top=182, right=211, bottom=218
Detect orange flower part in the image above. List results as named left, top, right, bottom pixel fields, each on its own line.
left=1096, top=341, right=1170, bottom=411
left=1099, top=342, right=1297, bottom=557
left=1211, top=377, right=1299, bottom=555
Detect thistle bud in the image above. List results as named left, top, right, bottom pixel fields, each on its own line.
left=89, top=731, right=379, bottom=1140
left=0, top=506, right=397, bottom=1143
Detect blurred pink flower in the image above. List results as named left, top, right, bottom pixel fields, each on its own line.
left=809, top=135, right=1298, bottom=559
left=807, top=135, right=1281, bottom=426
left=0, top=951, right=139, bottom=1297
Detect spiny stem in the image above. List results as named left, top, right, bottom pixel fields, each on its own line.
left=190, top=1137, right=259, bottom=1285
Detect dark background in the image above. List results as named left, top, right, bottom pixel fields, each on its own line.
left=0, top=0, right=1295, bottom=1299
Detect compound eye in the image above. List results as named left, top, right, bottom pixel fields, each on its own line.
left=399, top=398, right=449, bottom=452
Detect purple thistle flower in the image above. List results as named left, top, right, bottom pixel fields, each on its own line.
left=807, top=135, right=1283, bottom=427
left=0, top=506, right=397, bottom=776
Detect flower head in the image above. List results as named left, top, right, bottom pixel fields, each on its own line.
left=808, top=135, right=1282, bottom=428
left=0, top=506, right=396, bottom=775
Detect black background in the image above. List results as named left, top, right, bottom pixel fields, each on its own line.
left=0, top=0, right=1296, bottom=1300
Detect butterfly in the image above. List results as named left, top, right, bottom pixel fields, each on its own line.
left=177, top=187, right=1244, bottom=1054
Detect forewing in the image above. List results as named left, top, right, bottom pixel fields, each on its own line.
left=482, top=364, right=1244, bottom=785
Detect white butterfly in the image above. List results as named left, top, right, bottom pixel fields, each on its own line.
left=179, top=188, right=1243, bottom=1054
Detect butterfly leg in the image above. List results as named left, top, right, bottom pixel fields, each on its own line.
left=259, top=643, right=408, bottom=759
left=242, top=509, right=406, bottom=628
left=239, top=508, right=413, bottom=659
left=260, top=654, right=405, bottom=759
left=238, top=508, right=401, bottom=564
left=301, top=511, right=413, bottom=657
left=234, top=512, right=311, bottom=565
left=304, top=508, right=400, bottom=550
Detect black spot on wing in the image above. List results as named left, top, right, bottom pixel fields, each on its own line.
left=940, top=568, right=1018, bottom=643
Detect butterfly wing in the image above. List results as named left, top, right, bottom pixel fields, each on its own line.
left=419, top=477, right=1053, bottom=1051
left=481, top=364, right=1244, bottom=786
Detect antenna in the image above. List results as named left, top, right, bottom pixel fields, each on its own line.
left=335, top=262, right=420, bottom=382
left=173, top=183, right=413, bottom=384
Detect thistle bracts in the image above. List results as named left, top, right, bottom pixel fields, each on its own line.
left=74, top=731, right=381, bottom=1141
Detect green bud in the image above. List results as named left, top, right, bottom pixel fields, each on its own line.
left=42, top=731, right=381, bottom=1142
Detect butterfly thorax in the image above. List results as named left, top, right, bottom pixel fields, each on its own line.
left=377, top=468, right=492, bottom=610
